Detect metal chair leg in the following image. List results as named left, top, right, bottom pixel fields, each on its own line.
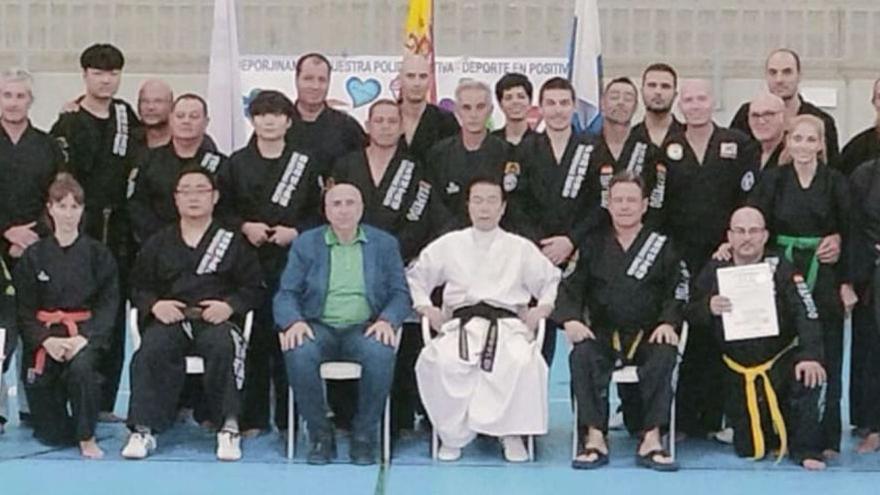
left=382, top=396, right=391, bottom=465
left=287, top=386, right=295, bottom=460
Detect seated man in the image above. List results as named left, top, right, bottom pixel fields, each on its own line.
left=555, top=172, right=687, bottom=471
left=122, top=166, right=264, bottom=461
left=408, top=177, right=560, bottom=462
left=687, top=206, right=827, bottom=470
left=274, top=183, right=411, bottom=465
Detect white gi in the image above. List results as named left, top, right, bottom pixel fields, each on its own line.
left=408, top=227, right=561, bottom=448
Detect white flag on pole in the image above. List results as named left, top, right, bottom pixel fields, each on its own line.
left=207, top=0, right=247, bottom=154
left=568, top=0, right=603, bottom=134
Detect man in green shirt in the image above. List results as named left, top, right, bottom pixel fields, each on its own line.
left=274, top=183, right=412, bottom=465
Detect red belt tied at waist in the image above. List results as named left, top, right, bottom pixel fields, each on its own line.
left=32, top=310, right=92, bottom=375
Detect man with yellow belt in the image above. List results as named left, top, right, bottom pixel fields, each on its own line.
left=687, top=206, right=827, bottom=470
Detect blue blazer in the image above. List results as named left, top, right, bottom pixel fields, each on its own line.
left=273, top=224, right=412, bottom=330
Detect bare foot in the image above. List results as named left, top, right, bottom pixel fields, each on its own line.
left=80, top=438, right=104, bottom=459
left=802, top=458, right=826, bottom=471
left=856, top=433, right=880, bottom=454
left=575, top=431, right=608, bottom=463
left=822, top=449, right=839, bottom=460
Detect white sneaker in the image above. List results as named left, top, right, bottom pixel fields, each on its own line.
left=501, top=435, right=529, bottom=462
left=216, top=430, right=242, bottom=461
left=438, top=445, right=462, bottom=461
left=121, top=432, right=157, bottom=459
left=712, top=427, right=734, bottom=444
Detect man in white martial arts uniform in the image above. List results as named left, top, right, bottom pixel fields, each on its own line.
left=408, top=176, right=561, bottom=462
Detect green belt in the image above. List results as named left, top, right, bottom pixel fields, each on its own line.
left=776, top=235, right=821, bottom=291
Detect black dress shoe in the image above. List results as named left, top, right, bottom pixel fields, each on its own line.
left=307, top=431, right=337, bottom=465
left=349, top=439, right=376, bottom=466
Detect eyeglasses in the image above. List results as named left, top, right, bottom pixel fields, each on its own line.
left=174, top=187, right=213, bottom=197
left=729, top=227, right=765, bottom=236
left=748, top=111, right=781, bottom=121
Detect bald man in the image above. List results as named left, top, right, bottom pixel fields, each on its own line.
left=747, top=93, right=787, bottom=172
left=662, top=79, right=759, bottom=439
left=137, top=79, right=174, bottom=148
left=274, top=183, right=412, bottom=465
left=687, top=207, right=826, bottom=470
left=730, top=49, right=839, bottom=168
left=398, top=54, right=459, bottom=163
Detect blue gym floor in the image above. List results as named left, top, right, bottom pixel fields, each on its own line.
left=2, top=328, right=878, bottom=495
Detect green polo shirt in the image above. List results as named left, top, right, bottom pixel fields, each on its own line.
left=321, top=227, right=372, bottom=327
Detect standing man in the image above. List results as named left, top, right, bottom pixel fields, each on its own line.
left=840, top=78, right=880, bottom=176
left=729, top=48, right=839, bottom=167
left=287, top=53, right=365, bottom=179
left=631, top=63, right=684, bottom=148
left=398, top=54, right=459, bottom=164
left=747, top=93, right=787, bottom=172
left=50, top=43, right=141, bottom=422
left=129, top=94, right=227, bottom=244
left=137, top=79, right=174, bottom=150
left=220, top=89, right=323, bottom=435
left=0, top=67, right=65, bottom=428
left=663, top=79, right=759, bottom=440
left=492, top=73, right=535, bottom=147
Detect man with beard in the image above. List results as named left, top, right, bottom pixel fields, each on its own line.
left=631, top=63, right=684, bottom=148
left=286, top=53, right=365, bottom=179
left=137, top=80, right=173, bottom=149
left=747, top=93, right=787, bottom=173
left=729, top=49, right=839, bottom=168
left=398, top=54, right=458, bottom=164
left=492, top=73, right=536, bottom=148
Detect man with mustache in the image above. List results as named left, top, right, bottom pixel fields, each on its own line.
left=631, top=63, right=684, bottom=148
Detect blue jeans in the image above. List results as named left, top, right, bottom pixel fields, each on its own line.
left=283, top=322, right=395, bottom=443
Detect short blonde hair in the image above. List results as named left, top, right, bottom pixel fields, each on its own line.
left=780, top=114, right=826, bottom=165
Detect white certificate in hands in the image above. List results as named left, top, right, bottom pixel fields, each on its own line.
left=716, top=262, right=779, bottom=341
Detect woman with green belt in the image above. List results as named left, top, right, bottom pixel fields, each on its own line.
left=748, top=114, right=858, bottom=459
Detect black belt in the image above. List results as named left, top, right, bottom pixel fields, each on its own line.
left=452, top=303, right=517, bottom=372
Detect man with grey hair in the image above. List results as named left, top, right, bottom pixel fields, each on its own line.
left=426, top=79, right=524, bottom=235
left=0, top=68, right=65, bottom=431
left=747, top=92, right=787, bottom=172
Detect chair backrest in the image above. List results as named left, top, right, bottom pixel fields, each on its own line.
left=0, top=327, right=5, bottom=363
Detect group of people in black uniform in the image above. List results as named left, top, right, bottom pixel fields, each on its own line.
left=1, top=41, right=880, bottom=471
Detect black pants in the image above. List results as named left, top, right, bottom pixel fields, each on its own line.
left=850, top=299, right=872, bottom=429
left=723, top=351, right=823, bottom=463
left=127, top=320, right=241, bottom=432
left=675, top=323, right=725, bottom=436
left=570, top=334, right=677, bottom=434
left=25, top=345, right=102, bottom=445
left=819, top=312, right=843, bottom=452
left=390, top=322, right=423, bottom=431
left=240, top=298, right=289, bottom=431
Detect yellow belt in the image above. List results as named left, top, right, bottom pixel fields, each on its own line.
left=612, top=329, right=644, bottom=365
left=721, top=339, right=798, bottom=462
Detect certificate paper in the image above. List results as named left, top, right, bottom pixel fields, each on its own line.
left=717, top=263, right=779, bottom=341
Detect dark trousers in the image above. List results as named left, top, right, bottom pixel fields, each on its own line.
left=391, top=322, right=423, bottom=431
left=127, top=320, right=241, bottom=432
left=240, top=298, right=289, bottom=431
left=25, top=345, right=102, bottom=445
left=675, top=324, right=725, bottom=436
left=723, top=351, right=823, bottom=463
left=819, top=313, right=843, bottom=452
left=570, top=334, right=676, bottom=434
left=850, top=299, right=873, bottom=429
left=283, top=322, right=395, bottom=443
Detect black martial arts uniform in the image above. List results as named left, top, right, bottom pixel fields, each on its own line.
left=13, top=235, right=119, bottom=445
left=840, top=126, right=880, bottom=176
left=758, top=142, right=785, bottom=175
left=286, top=105, right=365, bottom=179
left=426, top=133, right=528, bottom=236
left=555, top=228, right=687, bottom=442
left=402, top=104, right=459, bottom=164
left=332, top=147, right=434, bottom=432
left=730, top=96, right=840, bottom=168
left=687, top=255, right=825, bottom=464
left=630, top=117, right=685, bottom=149
left=218, top=140, right=323, bottom=432
left=51, top=99, right=141, bottom=414
left=847, top=158, right=880, bottom=435
left=0, top=123, right=65, bottom=364
left=662, top=124, right=759, bottom=436
left=129, top=142, right=228, bottom=243
left=127, top=222, right=264, bottom=433
left=491, top=127, right=536, bottom=151
left=748, top=162, right=850, bottom=452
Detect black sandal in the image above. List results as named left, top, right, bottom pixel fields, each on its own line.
left=636, top=448, right=679, bottom=472
left=572, top=447, right=609, bottom=470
